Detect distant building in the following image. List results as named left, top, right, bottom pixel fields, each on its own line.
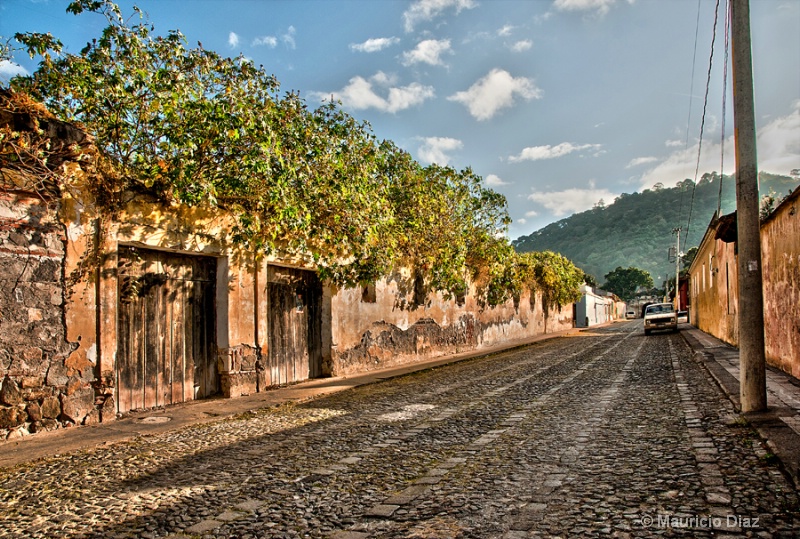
left=574, top=285, right=623, bottom=327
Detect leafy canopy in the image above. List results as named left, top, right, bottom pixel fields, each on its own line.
left=2, top=0, right=583, bottom=309
left=602, top=266, right=654, bottom=302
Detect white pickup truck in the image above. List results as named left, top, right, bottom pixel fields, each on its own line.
left=643, top=303, right=678, bottom=335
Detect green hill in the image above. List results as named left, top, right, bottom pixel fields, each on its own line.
left=512, top=172, right=799, bottom=284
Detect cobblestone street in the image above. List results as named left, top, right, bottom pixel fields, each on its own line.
left=1, top=322, right=798, bottom=538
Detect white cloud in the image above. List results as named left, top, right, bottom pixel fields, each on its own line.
left=370, top=71, right=398, bottom=86
left=528, top=187, right=618, bottom=216
left=403, top=0, right=477, bottom=32
left=252, top=35, right=278, bottom=47
left=485, top=174, right=509, bottom=186
left=552, top=0, right=622, bottom=16
left=509, top=142, right=602, bottom=162
left=755, top=102, right=800, bottom=175
left=638, top=104, right=800, bottom=190
left=310, top=72, right=435, bottom=114
left=509, top=39, right=533, bottom=52
left=402, top=39, right=452, bottom=66
left=665, top=139, right=683, bottom=148
left=418, top=137, right=463, bottom=165
left=498, top=24, right=514, bottom=37
left=0, top=60, right=29, bottom=81
left=350, top=37, right=400, bottom=53
left=525, top=210, right=539, bottom=217
left=282, top=26, right=296, bottom=49
left=517, top=218, right=527, bottom=224
left=228, top=32, right=240, bottom=48
left=448, top=68, right=542, bottom=121
left=625, top=156, right=658, bottom=169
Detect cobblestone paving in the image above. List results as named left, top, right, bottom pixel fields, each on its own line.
left=0, top=323, right=797, bottom=538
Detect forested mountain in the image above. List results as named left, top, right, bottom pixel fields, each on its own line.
left=512, top=172, right=799, bottom=284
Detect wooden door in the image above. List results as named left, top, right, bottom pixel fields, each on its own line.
left=267, top=266, right=322, bottom=386
left=117, top=247, right=217, bottom=413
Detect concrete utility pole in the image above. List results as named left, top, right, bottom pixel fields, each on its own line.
left=673, top=227, right=681, bottom=311
left=731, top=0, right=767, bottom=412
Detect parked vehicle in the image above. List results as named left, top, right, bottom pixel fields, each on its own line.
left=626, top=310, right=636, bottom=319
left=643, top=303, right=678, bottom=335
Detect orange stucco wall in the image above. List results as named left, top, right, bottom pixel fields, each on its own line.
left=689, top=187, right=800, bottom=380
left=688, top=231, right=739, bottom=347
left=330, top=274, right=573, bottom=376
left=58, top=192, right=578, bottom=408
left=761, top=193, right=800, bottom=378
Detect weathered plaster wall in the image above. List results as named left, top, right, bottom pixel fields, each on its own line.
left=688, top=228, right=739, bottom=347
left=93, top=201, right=271, bottom=401
left=330, top=273, right=572, bottom=376
left=1, top=93, right=583, bottom=441
left=689, top=188, right=800, bottom=380
left=614, top=302, right=623, bottom=319
left=761, top=190, right=800, bottom=378
left=218, top=254, right=263, bottom=398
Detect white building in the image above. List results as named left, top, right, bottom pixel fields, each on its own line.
left=574, top=285, right=617, bottom=328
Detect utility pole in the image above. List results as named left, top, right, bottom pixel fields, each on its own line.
left=673, top=227, right=681, bottom=311
left=731, top=0, right=767, bottom=412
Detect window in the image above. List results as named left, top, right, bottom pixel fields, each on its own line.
left=702, top=263, right=706, bottom=291
left=726, top=262, right=732, bottom=314
left=709, top=254, right=714, bottom=285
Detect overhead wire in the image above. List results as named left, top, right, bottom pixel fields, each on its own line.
left=678, top=0, right=705, bottom=240
left=685, top=0, right=704, bottom=151
left=682, top=0, right=721, bottom=254
left=717, top=0, right=731, bottom=218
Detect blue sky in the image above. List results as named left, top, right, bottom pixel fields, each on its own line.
left=2, top=0, right=798, bottom=239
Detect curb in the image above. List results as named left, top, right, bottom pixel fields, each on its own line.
left=681, top=328, right=800, bottom=490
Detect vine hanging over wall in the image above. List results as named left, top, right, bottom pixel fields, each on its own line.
left=2, top=0, right=585, bottom=310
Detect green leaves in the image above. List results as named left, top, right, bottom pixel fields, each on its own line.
left=14, top=32, right=63, bottom=62
left=602, top=266, right=654, bottom=302
left=4, top=0, right=584, bottom=310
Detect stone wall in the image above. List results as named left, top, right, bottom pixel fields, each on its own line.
left=0, top=189, right=98, bottom=439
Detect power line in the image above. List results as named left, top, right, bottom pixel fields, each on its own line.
left=685, top=0, right=704, bottom=151
left=678, top=0, right=705, bottom=238
left=718, top=0, right=731, bottom=217
left=683, top=0, right=721, bottom=253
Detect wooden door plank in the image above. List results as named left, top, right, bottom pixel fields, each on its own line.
left=143, top=257, right=160, bottom=410
left=116, top=248, right=217, bottom=412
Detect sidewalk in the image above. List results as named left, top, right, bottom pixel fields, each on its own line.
left=0, top=327, right=582, bottom=470
left=681, top=325, right=800, bottom=488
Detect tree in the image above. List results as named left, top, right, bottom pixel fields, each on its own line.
left=602, top=266, right=654, bottom=301
left=682, top=247, right=698, bottom=270
left=8, top=0, right=396, bottom=284
left=2, top=0, right=582, bottom=309
left=759, top=189, right=788, bottom=222
left=581, top=271, right=599, bottom=289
